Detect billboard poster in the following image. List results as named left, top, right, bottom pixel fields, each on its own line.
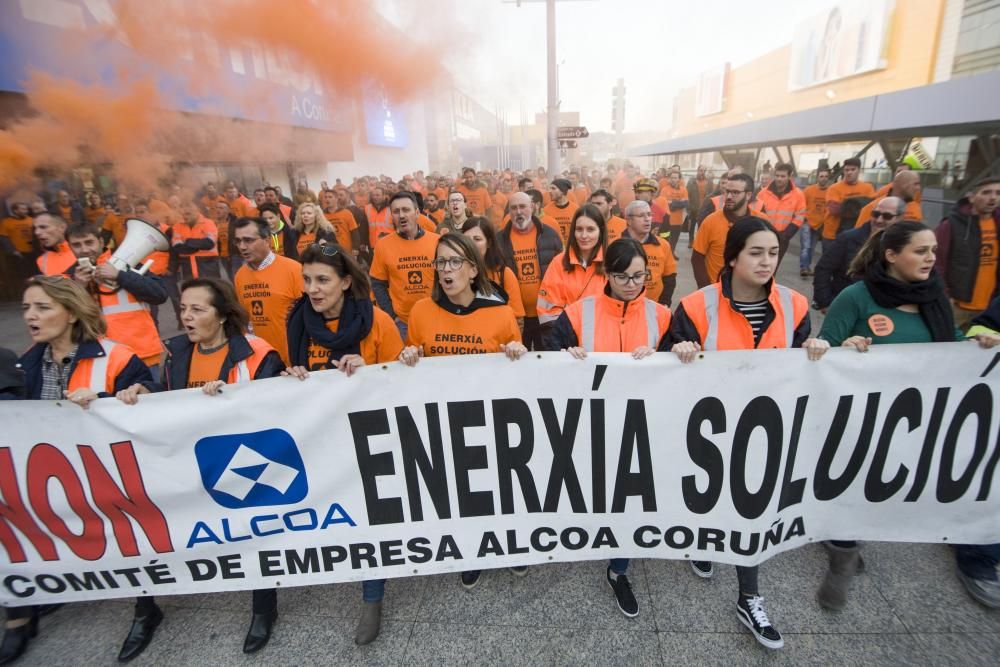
left=788, top=0, right=894, bottom=91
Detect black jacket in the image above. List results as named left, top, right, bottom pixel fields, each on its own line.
left=935, top=197, right=1000, bottom=303
left=0, top=347, right=25, bottom=400
left=497, top=216, right=563, bottom=284
left=161, top=333, right=285, bottom=389
left=812, top=222, right=871, bottom=309
left=17, top=339, right=154, bottom=399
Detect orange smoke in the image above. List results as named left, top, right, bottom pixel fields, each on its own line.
left=0, top=0, right=448, bottom=194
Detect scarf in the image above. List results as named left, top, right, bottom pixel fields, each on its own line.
left=863, top=263, right=955, bottom=342
left=287, top=294, right=374, bottom=367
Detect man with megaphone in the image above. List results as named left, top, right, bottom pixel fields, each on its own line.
left=66, top=221, right=169, bottom=375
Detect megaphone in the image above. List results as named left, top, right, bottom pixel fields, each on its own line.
left=104, top=218, right=169, bottom=285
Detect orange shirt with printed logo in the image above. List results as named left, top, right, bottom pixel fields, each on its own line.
left=406, top=298, right=520, bottom=356
left=457, top=184, right=493, bottom=216
left=234, top=255, right=304, bottom=364
left=369, top=230, right=440, bottom=323
left=325, top=209, right=359, bottom=251
left=187, top=345, right=229, bottom=388
left=509, top=225, right=543, bottom=317
left=543, top=201, right=579, bottom=244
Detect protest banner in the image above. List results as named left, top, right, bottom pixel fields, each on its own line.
left=1, top=344, right=998, bottom=605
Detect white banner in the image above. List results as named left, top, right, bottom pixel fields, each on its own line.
left=2, top=344, right=999, bottom=605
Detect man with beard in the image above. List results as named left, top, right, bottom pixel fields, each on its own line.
left=691, top=173, right=762, bottom=288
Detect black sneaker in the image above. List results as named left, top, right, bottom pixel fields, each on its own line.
left=509, top=566, right=528, bottom=577
left=690, top=560, right=714, bottom=578
left=606, top=567, right=638, bottom=618
left=460, top=570, right=481, bottom=590
left=736, top=595, right=784, bottom=649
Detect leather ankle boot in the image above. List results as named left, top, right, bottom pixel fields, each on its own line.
left=354, top=601, right=382, bottom=645
left=117, top=604, right=163, bottom=663
left=242, top=610, right=277, bottom=654
left=0, top=614, right=38, bottom=666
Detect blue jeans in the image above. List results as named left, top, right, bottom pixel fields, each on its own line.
left=956, top=543, right=1000, bottom=581
left=799, top=223, right=815, bottom=270
left=609, top=558, right=629, bottom=575
left=362, top=578, right=385, bottom=602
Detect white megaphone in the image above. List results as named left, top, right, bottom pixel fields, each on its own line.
left=103, top=218, right=169, bottom=286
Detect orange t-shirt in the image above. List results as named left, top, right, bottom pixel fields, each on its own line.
left=489, top=266, right=525, bottom=318
left=1, top=216, right=34, bottom=253
left=418, top=214, right=438, bottom=234
left=824, top=180, right=875, bottom=240
left=325, top=209, right=359, bottom=251
left=639, top=236, right=677, bottom=302
left=543, top=201, right=579, bottom=244
left=84, top=206, right=107, bottom=225
left=306, top=307, right=403, bottom=369
left=957, top=215, right=998, bottom=311
left=876, top=182, right=922, bottom=204
left=803, top=184, right=829, bottom=230
left=660, top=184, right=688, bottom=227
left=854, top=196, right=923, bottom=228
left=406, top=297, right=520, bottom=356
left=693, top=208, right=763, bottom=283
left=296, top=230, right=318, bottom=255
left=428, top=208, right=446, bottom=225
left=605, top=215, right=627, bottom=243
left=234, top=255, right=304, bottom=364
left=186, top=344, right=229, bottom=388
left=488, top=191, right=508, bottom=228
left=457, top=184, right=493, bottom=216
left=369, top=230, right=440, bottom=323
left=226, top=195, right=257, bottom=219
left=509, top=225, right=542, bottom=317
left=215, top=217, right=231, bottom=258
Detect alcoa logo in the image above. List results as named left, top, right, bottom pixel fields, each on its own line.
left=194, top=429, right=308, bottom=509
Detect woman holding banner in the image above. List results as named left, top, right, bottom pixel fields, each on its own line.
left=116, top=277, right=284, bottom=660
left=668, top=217, right=829, bottom=650
left=2, top=277, right=155, bottom=664
left=280, top=242, right=404, bottom=646
left=545, top=237, right=672, bottom=619
left=397, top=233, right=527, bottom=591
left=815, top=221, right=1000, bottom=611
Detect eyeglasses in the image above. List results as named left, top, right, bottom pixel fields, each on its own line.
left=309, top=243, right=339, bottom=256
left=432, top=256, right=470, bottom=271
left=723, top=189, right=747, bottom=198
left=610, top=271, right=650, bottom=286
left=870, top=211, right=898, bottom=220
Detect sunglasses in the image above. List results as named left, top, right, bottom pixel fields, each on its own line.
left=871, top=211, right=897, bottom=220
left=309, top=243, right=339, bottom=256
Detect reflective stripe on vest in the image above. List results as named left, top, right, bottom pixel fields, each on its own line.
left=580, top=297, right=596, bottom=351
left=644, top=299, right=659, bottom=347
left=776, top=284, right=794, bottom=347
left=102, top=288, right=148, bottom=315
left=233, top=360, right=252, bottom=383
left=702, top=286, right=721, bottom=351
left=88, top=339, right=118, bottom=391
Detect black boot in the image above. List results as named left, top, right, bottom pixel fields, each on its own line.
left=117, top=604, right=163, bottom=663
left=0, top=615, right=38, bottom=666
left=242, top=610, right=277, bottom=654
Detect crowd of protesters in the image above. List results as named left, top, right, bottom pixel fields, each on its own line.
left=1, top=160, right=999, bottom=663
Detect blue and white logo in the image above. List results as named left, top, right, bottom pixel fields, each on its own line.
left=194, top=429, right=308, bottom=509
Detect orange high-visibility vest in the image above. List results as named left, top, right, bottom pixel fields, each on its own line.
left=226, top=335, right=274, bottom=383
left=67, top=338, right=138, bottom=393
left=680, top=281, right=808, bottom=350
left=564, top=292, right=671, bottom=352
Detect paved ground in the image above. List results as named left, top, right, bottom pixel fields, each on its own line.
left=4, top=234, right=999, bottom=665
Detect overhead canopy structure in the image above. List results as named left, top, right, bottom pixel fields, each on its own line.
left=630, top=71, right=1000, bottom=158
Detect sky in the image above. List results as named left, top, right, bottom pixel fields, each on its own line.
left=379, top=0, right=842, bottom=134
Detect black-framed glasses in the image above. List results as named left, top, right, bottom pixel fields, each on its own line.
left=870, top=211, right=898, bottom=220
left=309, top=243, right=339, bottom=256
left=432, top=257, right=469, bottom=271
left=723, top=189, right=747, bottom=198
left=610, top=271, right=650, bottom=286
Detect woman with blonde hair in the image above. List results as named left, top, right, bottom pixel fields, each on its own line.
left=291, top=201, right=336, bottom=254
left=2, top=276, right=153, bottom=664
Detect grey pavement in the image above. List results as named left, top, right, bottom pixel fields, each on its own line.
left=5, top=233, right=999, bottom=665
